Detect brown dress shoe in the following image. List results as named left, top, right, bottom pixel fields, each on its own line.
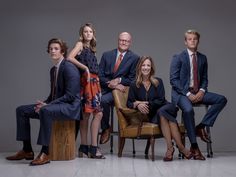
left=196, top=127, right=211, bottom=143
left=29, top=152, right=50, bottom=166
left=100, top=127, right=111, bottom=144
left=190, top=147, right=206, bottom=160
left=6, top=150, right=34, bottom=160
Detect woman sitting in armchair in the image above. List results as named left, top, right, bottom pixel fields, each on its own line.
left=127, top=56, right=192, bottom=161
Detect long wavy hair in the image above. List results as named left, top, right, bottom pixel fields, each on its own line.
left=79, top=23, right=96, bottom=53
left=135, top=56, right=159, bottom=88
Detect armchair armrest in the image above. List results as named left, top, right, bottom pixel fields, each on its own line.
left=119, top=107, right=149, bottom=137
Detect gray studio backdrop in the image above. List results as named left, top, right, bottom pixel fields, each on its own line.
left=0, top=0, right=235, bottom=152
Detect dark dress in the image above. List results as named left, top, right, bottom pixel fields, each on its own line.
left=75, top=48, right=102, bottom=113
left=127, top=78, right=178, bottom=124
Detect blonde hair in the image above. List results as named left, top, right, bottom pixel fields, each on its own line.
left=79, top=23, right=96, bottom=53
left=184, top=29, right=200, bottom=41
left=135, top=56, right=159, bottom=88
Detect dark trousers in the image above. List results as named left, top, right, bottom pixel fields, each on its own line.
left=100, top=92, right=114, bottom=130
left=177, top=92, right=227, bottom=144
left=16, top=103, right=73, bottom=146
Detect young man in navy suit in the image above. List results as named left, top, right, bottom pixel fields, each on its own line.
left=6, top=38, right=81, bottom=165
left=170, top=30, right=227, bottom=160
left=99, top=32, right=139, bottom=144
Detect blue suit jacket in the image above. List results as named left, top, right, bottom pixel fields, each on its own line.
left=99, top=49, right=139, bottom=94
left=170, top=49, right=208, bottom=105
left=45, top=59, right=81, bottom=120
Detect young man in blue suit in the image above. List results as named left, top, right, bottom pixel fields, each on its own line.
left=6, top=38, right=81, bottom=165
left=99, top=32, right=139, bottom=144
left=170, top=30, right=227, bottom=160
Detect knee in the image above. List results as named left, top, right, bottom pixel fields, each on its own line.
left=220, top=96, right=227, bottom=106
left=16, top=105, right=27, bottom=116
left=16, top=105, right=23, bottom=115
left=95, top=112, right=103, bottom=120
left=182, top=107, right=194, bottom=116
left=100, top=98, right=110, bottom=106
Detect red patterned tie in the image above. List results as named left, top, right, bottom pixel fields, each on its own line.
left=192, top=53, right=199, bottom=93
left=113, top=54, right=123, bottom=73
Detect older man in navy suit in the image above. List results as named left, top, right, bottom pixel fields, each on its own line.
left=99, top=32, right=139, bottom=144
left=6, top=38, right=81, bottom=165
left=170, top=30, right=227, bottom=160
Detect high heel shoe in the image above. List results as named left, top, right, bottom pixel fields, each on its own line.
left=179, top=148, right=193, bottom=159
left=163, top=147, right=175, bottom=161
left=78, top=145, right=89, bottom=158
left=89, top=146, right=105, bottom=159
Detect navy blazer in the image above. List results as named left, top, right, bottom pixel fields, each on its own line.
left=99, top=49, right=139, bottom=94
left=127, top=78, right=166, bottom=119
left=45, top=59, right=81, bottom=120
left=170, top=49, right=208, bottom=105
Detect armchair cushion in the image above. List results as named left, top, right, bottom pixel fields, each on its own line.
left=119, top=107, right=149, bottom=125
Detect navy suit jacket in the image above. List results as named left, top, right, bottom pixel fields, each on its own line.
left=99, top=49, right=139, bottom=94
left=170, top=49, right=208, bottom=105
left=45, top=59, right=81, bottom=120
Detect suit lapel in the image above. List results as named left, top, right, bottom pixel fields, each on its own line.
left=110, top=49, right=118, bottom=73
left=196, top=52, right=202, bottom=78
left=56, top=59, right=65, bottom=97
left=183, top=50, right=190, bottom=74
left=113, top=50, right=131, bottom=75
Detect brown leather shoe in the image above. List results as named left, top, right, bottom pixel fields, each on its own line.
left=29, top=152, right=50, bottom=166
left=100, top=127, right=111, bottom=144
left=190, top=147, right=206, bottom=160
left=6, top=150, right=34, bottom=160
left=196, top=127, right=211, bottom=143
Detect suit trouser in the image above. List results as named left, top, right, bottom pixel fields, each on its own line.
left=16, top=103, right=72, bottom=146
left=100, top=92, right=114, bottom=130
left=177, top=92, right=227, bottom=144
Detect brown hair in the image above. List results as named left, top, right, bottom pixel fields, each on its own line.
left=79, top=23, right=96, bottom=53
left=135, top=56, right=159, bottom=88
left=47, top=38, right=68, bottom=58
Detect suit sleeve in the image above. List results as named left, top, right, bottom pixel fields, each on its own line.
left=120, top=55, right=139, bottom=86
left=200, top=56, right=208, bottom=91
left=50, top=64, right=80, bottom=104
left=98, top=53, right=110, bottom=89
left=44, top=68, right=53, bottom=104
left=170, top=55, right=188, bottom=95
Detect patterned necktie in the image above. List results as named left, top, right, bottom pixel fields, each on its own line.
left=51, top=66, right=57, bottom=100
left=192, top=53, right=199, bottom=93
left=113, top=54, right=123, bottom=73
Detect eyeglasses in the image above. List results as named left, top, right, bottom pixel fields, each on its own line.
left=119, top=39, right=131, bottom=43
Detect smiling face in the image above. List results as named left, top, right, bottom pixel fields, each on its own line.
left=82, top=26, right=94, bottom=42
left=141, top=58, right=152, bottom=77
left=118, top=32, right=131, bottom=52
left=48, top=43, right=64, bottom=64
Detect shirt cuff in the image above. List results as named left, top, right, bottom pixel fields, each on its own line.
left=186, top=92, right=191, bottom=96
left=200, top=88, right=205, bottom=92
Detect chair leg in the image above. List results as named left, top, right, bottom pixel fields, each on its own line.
left=145, top=139, right=150, bottom=158
left=118, top=137, right=125, bottom=157
left=179, top=132, right=186, bottom=159
left=132, top=139, right=136, bottom=156
left=150, top=136, right=155, bottom=161
left=206, top=126, right=213, bottom=158
left=110, top=107, right=114, bottom=153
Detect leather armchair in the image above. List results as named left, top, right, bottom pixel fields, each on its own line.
left=112, top=87, right=161, bottom=161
